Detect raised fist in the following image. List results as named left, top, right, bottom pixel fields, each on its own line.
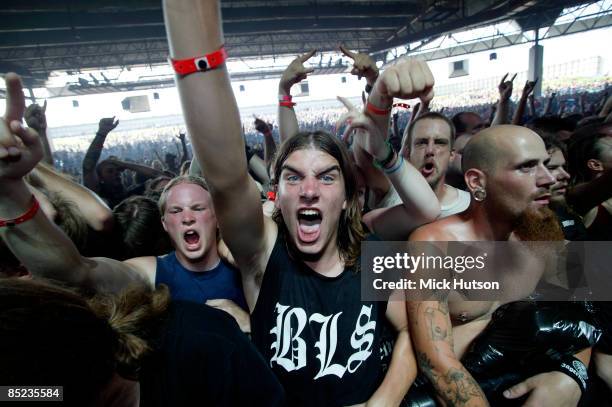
left=254, top=117, right=272, bottom=135
left=374, top=59, right=434, bottom=102
left=97, top=117, right=119, bottom=135
left=24, top=100, right=47, bottom=131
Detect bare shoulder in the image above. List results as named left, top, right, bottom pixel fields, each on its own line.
left=123, top=256, right=157, bottom=285
left=409, top=215, right=462, bottom=242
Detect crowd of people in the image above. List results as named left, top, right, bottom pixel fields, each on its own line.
left=50, top=77, right=609, bottom=184
left=1, top=0, right=612, bottom=406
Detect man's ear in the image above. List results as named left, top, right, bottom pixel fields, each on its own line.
left=464, top=168, right=486, bottom=193
left=449, top=149, right=456, bottom=162
left=587, top=158, right=603, bottom=173
left=161, top=216, right=168, bottom=232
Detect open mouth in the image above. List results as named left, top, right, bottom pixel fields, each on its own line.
left=297, top=209, right=322, bottom=243
left=421, top=162, right=435, bottom=177
left=183, top=230, right=200, bottom=248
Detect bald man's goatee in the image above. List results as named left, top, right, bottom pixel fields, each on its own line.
left=514, top=206, right=564, bottom=241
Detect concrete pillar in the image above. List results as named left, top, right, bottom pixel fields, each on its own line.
left=528, top=31, right=544, bottom=97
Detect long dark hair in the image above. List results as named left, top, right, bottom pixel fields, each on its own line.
left=272, top=131, right=365, bottom=267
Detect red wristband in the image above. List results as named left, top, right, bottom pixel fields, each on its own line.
left=170, top=46, right=228, bottom=76
left=0, top=196, right=40, bottom=228
left=279, top=101, right=296, bottom=108
left=267, top=191, right=276, bottom=201
left=279, top=95, right=293, bottom=102
left=367, top=101, right=392, bottom=116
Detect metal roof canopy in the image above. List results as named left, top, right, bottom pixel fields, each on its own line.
left=0, top=0, right=597, bottom=88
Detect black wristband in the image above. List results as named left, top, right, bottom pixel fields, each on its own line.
left=554, top=356, right=588, bottom=394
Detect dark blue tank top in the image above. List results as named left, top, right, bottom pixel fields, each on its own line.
left=155, top=252, right=247, bottom=310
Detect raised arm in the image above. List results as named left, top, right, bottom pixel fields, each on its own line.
left=163, top=0, right=272, bottom=282
left=176, top=131, right=190, bottom=164
left=82, top=117, right=119, bottom=192
left=492, top=73, right=515, bottom=126
left=512, top=79, right=537, bottom=125
left=24, top=100, right=53, bottom=166
left=544, top=92, right=556, bottom=116
left=29, top=162, right=114, bottom=232
left=337, top=96, right=391, bottom=207
left=278, top=50, right=315, bottom=143
left=255, top=117, right=276, bottom=169
left=107, top=157, right=166, bottom=179
left=528, top=94, right=537, bottom=118
left=0, top=74, right=150, bottom=294
left=342, top=60, right=441, bottom=239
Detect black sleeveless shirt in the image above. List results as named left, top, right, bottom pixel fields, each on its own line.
left=251, top=234, right=388, bottom=406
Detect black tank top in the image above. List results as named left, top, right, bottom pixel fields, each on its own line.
left=251, top=234, right=387, bottom=406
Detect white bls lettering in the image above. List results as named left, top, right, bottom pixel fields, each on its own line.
left=269, top=303, right=376, bottom=379
left=311, top=311, right=345, bottom=379
left=347, top=305, right=376, bottom=373
left=270, top=303, right=307, bottom=371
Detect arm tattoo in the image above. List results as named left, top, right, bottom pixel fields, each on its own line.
left=413, top=301, right=488, bottom=406
left=418, top=352, right=487, bottom=407
left=415, top=301, right=452, bottom=346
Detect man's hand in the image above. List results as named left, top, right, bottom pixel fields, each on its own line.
left=498, top=73, right=517, bottom=102
left=374, top=59, right=434, bottom=103
left=24, top=100, right=47, bottom=131
left=97, top=117, right=119, bottom=135
left=254, top=117, right=272, bottom=135
left=279, top=50, right=316, bottom=95
left=206, top=299, right=251, bottom=333
left=0, top=73, right=43, bottom=181
left=503, top=371, right=581, bottom=407
left=337, top=96, right=386, bottom=159
left=521, top=79, right=538, bottom=99
left=340, top=45, right=379, bottom=83
left=176, top=132, right=186, bottom=142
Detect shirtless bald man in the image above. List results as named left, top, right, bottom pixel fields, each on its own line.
left=407, top=125, right=589, bottom=406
